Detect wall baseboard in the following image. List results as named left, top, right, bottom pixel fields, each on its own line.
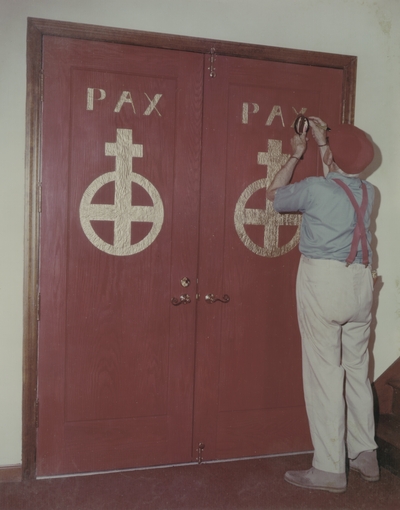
left=0, top=464, right=22, bottom=483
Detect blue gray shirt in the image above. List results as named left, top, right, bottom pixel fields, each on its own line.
left=273, top=172, right=375, bottom=264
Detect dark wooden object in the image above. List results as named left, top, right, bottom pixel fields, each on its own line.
left=373, top=358, right=400, bottom=476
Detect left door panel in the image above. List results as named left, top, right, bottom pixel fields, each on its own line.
left=37, top=36, right=203, bottom=476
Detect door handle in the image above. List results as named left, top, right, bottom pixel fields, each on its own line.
left=205, top=293, right=230, bottom=304
left=171, top=294, right=191, bottom=306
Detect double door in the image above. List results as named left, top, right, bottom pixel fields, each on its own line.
left=37, top=35, right=343, bottom=476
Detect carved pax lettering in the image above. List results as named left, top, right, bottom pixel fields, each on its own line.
left=242, top=103, right=308, bottom=128
left=86, top=88, right=163, bottom=115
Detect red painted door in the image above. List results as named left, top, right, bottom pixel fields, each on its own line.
left=38, top=36, right=203, bottom=475
left=38, top=36, right=345, bottom=476
left=193, top=56, right=343, bottom=460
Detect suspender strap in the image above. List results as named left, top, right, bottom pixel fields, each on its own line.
left=332, top=179, right=369, bottom=266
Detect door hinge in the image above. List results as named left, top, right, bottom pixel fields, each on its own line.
left=35, top=400, right=39, bottom=428
left=37, top=182, right=42, bottom=213
left=37, top=291, right=41, bottom=321
left=196, top=442, right=205, bottom=464
left=208, top=48, right=217, bottom=78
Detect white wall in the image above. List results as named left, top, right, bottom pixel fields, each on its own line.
left=1, top=0, right=399, bottom=468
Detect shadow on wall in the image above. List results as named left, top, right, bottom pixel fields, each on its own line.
left=360, top=135, right=383, bottom=383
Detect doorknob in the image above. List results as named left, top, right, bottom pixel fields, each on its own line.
left=171, top=294, right=191, bottom=306
left=205, top=293, right=230, bottom=304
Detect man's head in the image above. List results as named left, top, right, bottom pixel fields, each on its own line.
left=327, top=123, right=374, bottom=175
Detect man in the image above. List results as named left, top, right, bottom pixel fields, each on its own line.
left=266, top=117, right=379, bottom=493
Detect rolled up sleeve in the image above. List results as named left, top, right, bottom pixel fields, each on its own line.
left=273, top=179, right=312, bottom=213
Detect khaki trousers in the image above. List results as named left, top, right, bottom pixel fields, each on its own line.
left=296, top=255, right=377, bottom=474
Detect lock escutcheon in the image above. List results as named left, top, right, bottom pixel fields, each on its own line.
left=180, top=277, right=191, bottom=288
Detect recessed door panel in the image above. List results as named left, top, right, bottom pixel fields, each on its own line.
left=194, top=55, right=343, bottom=460
left=38, top=36, right=203, bottom=476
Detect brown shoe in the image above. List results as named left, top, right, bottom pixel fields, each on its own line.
left=349, top=450, right=380, bottom=482
left=284, top=467, right=347, bottom=493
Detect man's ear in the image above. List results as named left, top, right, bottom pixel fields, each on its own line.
left=323, top=147, right=334, bottom=166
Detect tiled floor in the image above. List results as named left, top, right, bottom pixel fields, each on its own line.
left=1, top=453, right=400, bottom=510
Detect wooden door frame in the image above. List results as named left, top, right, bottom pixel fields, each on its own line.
left=24, top=16, right=357, bottom=480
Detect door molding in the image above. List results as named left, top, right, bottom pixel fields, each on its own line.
left=24, top=16, right=357, bottom=479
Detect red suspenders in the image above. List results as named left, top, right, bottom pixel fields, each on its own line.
left=332, top=179, right=369, bottom=266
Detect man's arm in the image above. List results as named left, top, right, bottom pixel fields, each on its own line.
left=266, top=132, right=307, bottom=201
left=308, top=116, right=330, bottom=177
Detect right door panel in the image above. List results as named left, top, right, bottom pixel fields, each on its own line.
left=194, top=55, right=344, bottom=461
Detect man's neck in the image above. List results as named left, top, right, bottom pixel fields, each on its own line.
left=329, top=163, right=360, bottom=178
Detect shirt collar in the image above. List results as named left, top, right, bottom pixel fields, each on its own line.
left=326, top=172, right=362, bottom=187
